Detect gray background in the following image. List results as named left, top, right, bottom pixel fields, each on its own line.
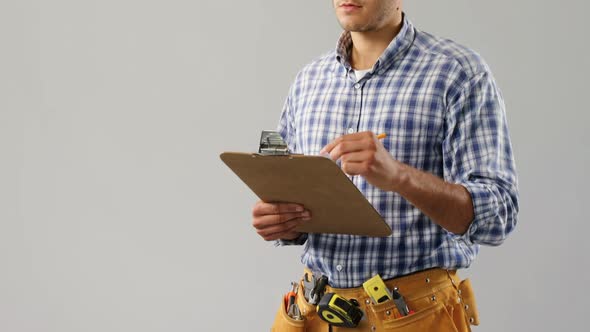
left=1, top=0, right=588, bottom=331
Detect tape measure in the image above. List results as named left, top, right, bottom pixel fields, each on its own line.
left=362, top=274, right=392, bottom=304
left=316, top=293, right=363, bottom=328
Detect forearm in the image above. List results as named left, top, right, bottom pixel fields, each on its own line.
left=391, top=161, right=474, bottom=235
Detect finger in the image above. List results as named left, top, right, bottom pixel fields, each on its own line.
left=340, top=150, right=374, bottom=163
left=253, top=201, right=305, bottom=216
left=261, top=221, right=303, bottom=241
left=341, top=161, right=370, bottom=176
left=320, top=136, right=343, bottom=155
left=330, top=139, right=374, bottom=161
left=320, top=132, right=374, bottom=154
left=253, top=211, right=311, bottom=229
left=261, top=229, right=302, bottom=242
left=362, top=131, right=378, bottom=139
left=278, top=230, right=304, bottom=241
left=256, top=218, right=305, bottom=239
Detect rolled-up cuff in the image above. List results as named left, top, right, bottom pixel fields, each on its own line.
left=452, top=182, right=499, bottom=244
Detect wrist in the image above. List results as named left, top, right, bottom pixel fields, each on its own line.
left=389, top=161, right=409, bottom=192
left=276, top=233, right=308, bottom=246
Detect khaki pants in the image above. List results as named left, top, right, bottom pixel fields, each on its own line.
left=271, top=268, right=479, bottom=332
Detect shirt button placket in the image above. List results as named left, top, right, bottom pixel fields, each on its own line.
left=349, top=81, right=362, bottom=135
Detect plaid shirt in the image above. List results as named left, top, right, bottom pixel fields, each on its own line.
left=277, top=15, right=519, bottom=288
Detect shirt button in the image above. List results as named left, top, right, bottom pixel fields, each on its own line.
left=354, top=83, right=361, bottom=89
left=347, top=128, right=354, bottom=134
left=336, top=265, right=343, bottom=272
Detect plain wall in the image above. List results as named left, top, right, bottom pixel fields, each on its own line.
left=1, top=0, right=588, bottom=331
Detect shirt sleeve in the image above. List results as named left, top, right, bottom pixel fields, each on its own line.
left=275, top=92, right=308, bottom=246
left=276, top=94, right=298, bottom=154
left=443, top=71, right=520, bottom=246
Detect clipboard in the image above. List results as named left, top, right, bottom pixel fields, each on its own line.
left=219, top=131, right=392, bottom=237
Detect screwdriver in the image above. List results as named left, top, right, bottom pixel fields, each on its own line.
left=291, top=303, right=302, bottom=320
left=285, top=282, right=298, bottom=315
left=392, top=289, right=415, bottom=317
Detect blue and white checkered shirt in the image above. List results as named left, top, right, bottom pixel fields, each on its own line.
left=277, top=15, right=519, bottom=288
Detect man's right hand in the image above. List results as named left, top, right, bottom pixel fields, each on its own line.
left=252, top=201, right=311, bottom=241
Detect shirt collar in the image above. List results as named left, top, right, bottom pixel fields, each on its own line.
left=334, top=13, right=415, bottom=76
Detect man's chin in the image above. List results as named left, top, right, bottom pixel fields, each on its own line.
left=337, top=21, right=368, bottom=32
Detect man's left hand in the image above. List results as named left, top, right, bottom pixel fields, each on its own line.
left=320, top=131, right=402, bottom=192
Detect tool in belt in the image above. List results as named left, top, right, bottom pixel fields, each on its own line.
left=302, top=272, right=364, bottom=328
left=297, top=272, right=415, bottom=328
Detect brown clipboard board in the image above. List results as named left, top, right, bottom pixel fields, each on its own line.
left=220, top=152, right=392, bottom=237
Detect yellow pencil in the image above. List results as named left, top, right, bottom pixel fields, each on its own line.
left=376, top=133, right=387, bottom=140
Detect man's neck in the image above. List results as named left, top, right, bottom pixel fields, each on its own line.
left=349, top=18, right=404, bottom=70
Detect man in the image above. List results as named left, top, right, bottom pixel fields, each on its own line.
left=252, top=1, right=519, bottom=331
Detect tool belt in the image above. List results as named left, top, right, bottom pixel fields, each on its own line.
left=271, top=268, right=480, bottom=332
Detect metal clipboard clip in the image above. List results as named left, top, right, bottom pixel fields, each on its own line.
left=258, top=130, right=292, bottom=156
